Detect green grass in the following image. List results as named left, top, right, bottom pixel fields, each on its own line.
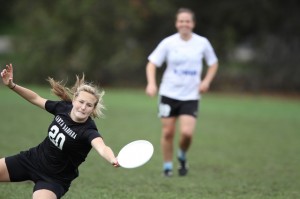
left=0, top=87, right=299, bottom=199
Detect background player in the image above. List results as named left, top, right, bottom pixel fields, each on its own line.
left=145, top=8, right=218, bottom=176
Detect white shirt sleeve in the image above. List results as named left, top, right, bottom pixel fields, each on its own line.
left=203, top=39, right=218, bottom=66
left=148, top=39, right=168, bottom=67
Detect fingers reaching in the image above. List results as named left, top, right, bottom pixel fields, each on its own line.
left=1, top=63, right=14, bottom=86
left=112, top=159, right=120, bottom=168
left=0, top=70, right=5, bottom=78
left=6, top=63, right=12, bottom=71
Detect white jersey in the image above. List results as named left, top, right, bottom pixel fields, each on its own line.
left=148, top=33, right=218, bottom=100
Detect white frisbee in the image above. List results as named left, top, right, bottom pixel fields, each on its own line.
left=117, top=140, right=154, bottom=169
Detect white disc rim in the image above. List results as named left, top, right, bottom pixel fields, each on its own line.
left=117, top=140, right=154, bottom=169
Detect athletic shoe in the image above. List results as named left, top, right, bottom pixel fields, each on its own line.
left=163, top=169, right=173, bottom=177
left=178, top=158, right=188, bottom=176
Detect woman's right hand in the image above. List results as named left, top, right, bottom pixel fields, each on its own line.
left=1, top=63, right=14, bottom=88
left=145, top=83, right=157, bottom=97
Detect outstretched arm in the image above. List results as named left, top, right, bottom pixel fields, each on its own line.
left=91, top=137, right=119, bottom=167
left=1, top=64, right=47, bottom=109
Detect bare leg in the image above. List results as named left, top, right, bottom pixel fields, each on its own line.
left=160, top=117, right=177, bottom=163
left=177, top=115, right=197, bottom=176
left=0, top=158, right=10, bottom=182
left=179, top=115, right=197, bottom=152
left=33, top=189, right=57, bottom=199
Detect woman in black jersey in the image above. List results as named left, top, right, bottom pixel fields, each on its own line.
left=0, top=63, right=119, bottom=199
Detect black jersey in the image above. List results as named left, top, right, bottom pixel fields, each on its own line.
left=17, top=100, right=101, bottom=185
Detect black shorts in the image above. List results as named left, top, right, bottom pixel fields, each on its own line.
left=158, top=95, right=199, bottom=118
left=5, top=155, right=69, bottom=199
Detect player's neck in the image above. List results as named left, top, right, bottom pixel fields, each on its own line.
left=180, top=33, right=192, bottom=41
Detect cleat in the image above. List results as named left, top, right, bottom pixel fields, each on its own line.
left=178, top=158, right=188, bottom=176
left=163, top=169, right=173, bottom=177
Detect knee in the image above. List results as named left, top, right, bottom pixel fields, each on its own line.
left=181, top=129, right=193, bottom=140
left=162, top=128, right=175, bottom=140
left=0, top=158, right=10, bottom=181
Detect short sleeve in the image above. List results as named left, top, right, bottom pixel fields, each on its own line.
left=203, top=39, right=218, bottom=66
left=45, top=100, right=71, bottom=115
left=83, top=119, right=102, bottom=144
left=86, top=129, right=101, bottom=143
left=148, top=39, right=168, bottom=67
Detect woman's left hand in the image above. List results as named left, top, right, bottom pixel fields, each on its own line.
left=111, top=158, right=120, bottom=168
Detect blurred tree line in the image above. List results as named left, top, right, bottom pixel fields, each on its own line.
left=0, top=0, right=299, bottom=92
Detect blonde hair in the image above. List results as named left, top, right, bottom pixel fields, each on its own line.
left=47, top=74, right=105, bottom=118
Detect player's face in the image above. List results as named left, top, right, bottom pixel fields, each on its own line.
left=175, top=12, right=195, bottom=37
left=71, top=91, right=97, bottom=123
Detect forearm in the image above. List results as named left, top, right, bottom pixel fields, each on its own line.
left=92, top=138, right=117, bottom=165
left=10, top=83, right=46, bottom=109
left=203, top=62, right=218, bottom=84
left=146, top=62, right=157, bottom=86
left=101, top=146, right=117, bottom=164
left=1, top=64, right=46, bottom=109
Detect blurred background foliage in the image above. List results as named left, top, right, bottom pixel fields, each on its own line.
left=0, top=0, right=299, bottom=92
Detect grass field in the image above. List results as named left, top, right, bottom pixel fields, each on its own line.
left=0, top=87, right=299, bottom=199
